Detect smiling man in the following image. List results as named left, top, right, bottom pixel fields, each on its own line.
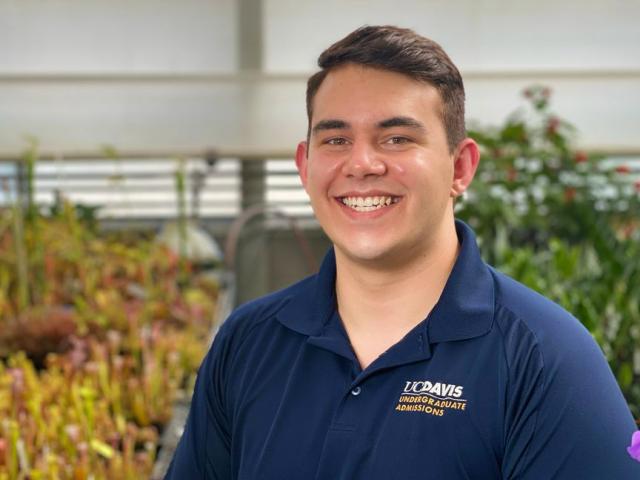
left=166, top=26, right=639, bottom=479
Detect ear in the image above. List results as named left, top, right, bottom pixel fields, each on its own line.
left=295, top=141, right=309, bottom=191
left=450, top=138, right=480, bottom=198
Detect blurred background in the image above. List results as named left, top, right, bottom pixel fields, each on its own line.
left=0, top=1, right=639, bottom=478
left=2, top=0, right=639, bottom=299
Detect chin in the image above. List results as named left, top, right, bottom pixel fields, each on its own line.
left=334, top=239, right=399, bottom=265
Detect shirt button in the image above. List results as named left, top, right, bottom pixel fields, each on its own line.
left=351, top=386, right=362, bottom=396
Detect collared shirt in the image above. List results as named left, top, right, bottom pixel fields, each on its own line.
left=166, top=220, right=639, bottom=479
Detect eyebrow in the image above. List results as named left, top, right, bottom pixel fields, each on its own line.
left=311, top=116, right=426, bottom=136
left=311, top=119, right=350, bottom=135
left=377, top=116, right=426, bottom=131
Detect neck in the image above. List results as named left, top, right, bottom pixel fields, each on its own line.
left=335, top=218, right=460, bottom=337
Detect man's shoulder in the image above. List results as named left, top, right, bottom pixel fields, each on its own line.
left=489, top=266, right=578, bottom=323
left=487, top=266, right=598, bottom=362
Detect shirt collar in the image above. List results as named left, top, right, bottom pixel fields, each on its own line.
left=275, top=246, right=337, bottom=336
left=426, top=220, right=495, bottom=343
left=275, top=219, right=494, bottom=344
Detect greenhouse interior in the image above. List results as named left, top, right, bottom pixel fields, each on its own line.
left=1, top=1, right=639, bottom=478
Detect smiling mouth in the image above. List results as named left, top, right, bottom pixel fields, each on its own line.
left=339, top=195, right=401, bottom=212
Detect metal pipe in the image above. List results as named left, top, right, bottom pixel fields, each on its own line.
left=1, top=147, right=639, bottom=163
left=0, top=149, right=295, bottom=163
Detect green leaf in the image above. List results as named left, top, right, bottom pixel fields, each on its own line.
left=617, top=363, right=633, bottom=390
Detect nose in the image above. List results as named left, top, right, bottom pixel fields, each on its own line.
left=340, top=142, right=386, bottom=178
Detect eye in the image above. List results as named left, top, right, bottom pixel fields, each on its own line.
left=386, top=136, right=411, bottom=145
left=325, top=137, right=349, bottom=146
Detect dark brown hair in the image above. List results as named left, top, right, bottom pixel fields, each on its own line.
left=306, top=25, right=466, bottom=152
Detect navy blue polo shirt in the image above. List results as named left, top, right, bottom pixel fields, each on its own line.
left=166, top=220, right=639, bottom=479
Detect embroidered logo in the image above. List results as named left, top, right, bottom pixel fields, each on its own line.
left=394, top=380, right=467, bottom=417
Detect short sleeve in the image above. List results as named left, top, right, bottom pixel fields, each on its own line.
left=164, top=321, right=233, bottom=479
left=500, top=314, right=639, bottom=479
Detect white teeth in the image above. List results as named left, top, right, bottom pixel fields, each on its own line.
left=340, top=196, right=398, bottom=212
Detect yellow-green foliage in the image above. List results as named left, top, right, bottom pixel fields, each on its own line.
left=0, top=201, right=218, bottom=479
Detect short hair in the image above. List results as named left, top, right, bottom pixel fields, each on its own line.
left=306, top=25, right=466, bottom=152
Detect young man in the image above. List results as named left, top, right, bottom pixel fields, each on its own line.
left=166, top=26, right=639, bottom=479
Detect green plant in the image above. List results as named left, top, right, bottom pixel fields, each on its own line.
left=0, top=201, right=219, bottom=478
left=459, top=86, right=640, bottom=421
left=462, top=85, right=639, bottom=262
left=174, top=157, right=189, bottom=284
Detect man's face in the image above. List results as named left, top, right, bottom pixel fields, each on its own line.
left=296, top=64, right=464, bottom=267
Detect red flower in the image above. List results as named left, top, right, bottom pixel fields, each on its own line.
left=564, top=188, right=576, bottom=203
left=507, top=168, right=518, bottom=182
left=634, top=180, right=640, bottom=193
left=616, top=165, right=631, bottom=174
left=573, top=151, right=588, bottom=164
left=621, top=224, right=636, bottom=239
left=546, top=116, right=560, bottom=135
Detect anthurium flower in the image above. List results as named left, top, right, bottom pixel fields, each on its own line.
left=628, top=430, right=640, bottom=462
